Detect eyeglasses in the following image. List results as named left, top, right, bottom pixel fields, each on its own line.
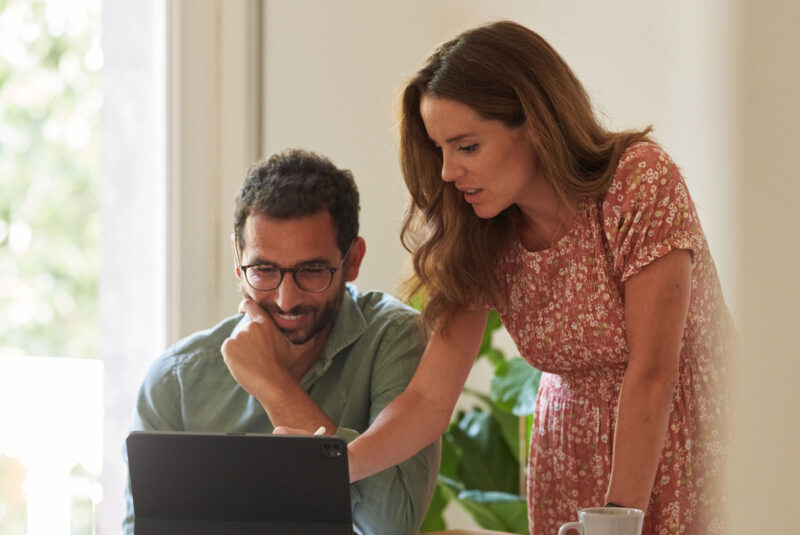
left=234, top=240, right=353, bottom=293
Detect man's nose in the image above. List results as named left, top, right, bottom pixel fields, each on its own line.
left=274, top=272, right=303, bottom=312
left=440, top=155, right=464, bottom=183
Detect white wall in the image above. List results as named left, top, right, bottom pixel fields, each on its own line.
left=729, top=1, right=800, bottom=533
left=260, top=0, right=737, bottom=310
left=165, top=0, right=262, bottom=341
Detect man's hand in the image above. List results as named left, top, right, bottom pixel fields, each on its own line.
left=221, top=298, right=337, bottom=434
left=221, top=298, right=298, bottom=398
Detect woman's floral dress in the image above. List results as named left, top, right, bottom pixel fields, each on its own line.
left=495, top=143, right=733, bottom=534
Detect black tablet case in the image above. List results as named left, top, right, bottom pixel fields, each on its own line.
left=127, top=431, right=352, bottom=535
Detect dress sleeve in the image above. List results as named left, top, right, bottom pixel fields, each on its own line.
left=602, top=143, right=704, bottom=282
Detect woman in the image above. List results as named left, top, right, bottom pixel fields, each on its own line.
left=337, top=21, right=730, bottom=534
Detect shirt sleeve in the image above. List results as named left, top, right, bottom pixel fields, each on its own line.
left=602, top=143, right=704, bottom=282
left=122, top=356, right=184, bottom=534
left=345, top=314, right=441, bottom=535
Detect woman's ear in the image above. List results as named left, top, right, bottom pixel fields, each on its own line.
left=344, top=237, right=366, bottom=282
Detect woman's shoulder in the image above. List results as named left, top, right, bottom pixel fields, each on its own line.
left=617, top=140, right=669, bottom=163
left=599, top=142, right=704, bottom=282
left=614, top=141, right=676, bottom=182
left=604, top=141, right=682, bottom=205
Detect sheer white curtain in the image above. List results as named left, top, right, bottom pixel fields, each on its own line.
left=100, top=1, right=167, bottom=531
left=99, top=1, right=260, bottom=531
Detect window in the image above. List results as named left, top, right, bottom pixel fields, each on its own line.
left=0, top=0, right=102, bottom=533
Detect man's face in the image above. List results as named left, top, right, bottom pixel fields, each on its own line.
left=236, top=210, right=353, bottom=346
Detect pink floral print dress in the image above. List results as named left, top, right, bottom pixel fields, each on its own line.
left=494, top=143, right=732, bottom=534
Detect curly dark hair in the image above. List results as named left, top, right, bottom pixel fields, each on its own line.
left=234, top=149, right=360, bottom=254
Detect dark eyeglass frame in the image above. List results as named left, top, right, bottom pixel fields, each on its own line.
left=234, top=238, right=354, bottom=293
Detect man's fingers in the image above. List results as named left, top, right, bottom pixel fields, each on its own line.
left=239, top=298, right=269, bottom=322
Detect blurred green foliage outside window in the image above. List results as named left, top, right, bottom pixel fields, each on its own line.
left=0, top=0, right=102, bottom=533
left=0, top=0, right=101, bottom=359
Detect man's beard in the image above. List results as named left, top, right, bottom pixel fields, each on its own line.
left=240, top=279, right=345, bottom=345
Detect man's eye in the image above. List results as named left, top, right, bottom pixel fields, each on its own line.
left=457, top=144, right=478, bottom=153
left=252, top=266, right=279, bottom=274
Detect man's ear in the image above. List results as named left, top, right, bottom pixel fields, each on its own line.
left=231, top=233, right=243, bottom=280
left=344, top=237, right=366, bottom=282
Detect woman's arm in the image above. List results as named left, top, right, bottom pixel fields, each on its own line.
left=347, top=308, right=488, bottom=482
left=605, top=249, right=691, bottom=510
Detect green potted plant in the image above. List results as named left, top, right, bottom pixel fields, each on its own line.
left=419, top=310, right=542, bottom=534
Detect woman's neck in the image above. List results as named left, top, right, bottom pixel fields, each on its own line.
left=516, top=183, right=576, bottom=252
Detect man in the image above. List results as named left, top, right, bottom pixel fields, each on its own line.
left=123, top=149, right=440, bottom=535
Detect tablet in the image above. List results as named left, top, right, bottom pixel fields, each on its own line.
left=127, top=431, right=352, bottom=535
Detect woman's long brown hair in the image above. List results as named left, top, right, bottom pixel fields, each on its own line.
left=400, top=21, right=652, bottom=331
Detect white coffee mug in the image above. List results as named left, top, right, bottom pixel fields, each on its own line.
left=558, top=507, right=644, bottom=535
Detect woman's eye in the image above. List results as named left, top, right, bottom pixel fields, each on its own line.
left=457, top=144, right=478, bottom=153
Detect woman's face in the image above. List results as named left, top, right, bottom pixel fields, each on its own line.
left=419, top=95, right=543, bottom=219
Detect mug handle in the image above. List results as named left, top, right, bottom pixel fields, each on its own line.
left=558, top=521, right=585, bottom=535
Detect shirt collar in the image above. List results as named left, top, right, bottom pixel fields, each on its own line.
left=300, top=284, right=366, bottom=388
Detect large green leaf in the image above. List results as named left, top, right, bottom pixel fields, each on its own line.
left=436, top=474, right=465, bottom=496
left=490, top=405, right=524, bottom=466
left=450, top=411, right=519, bottom=494
left=491, top=357, right=542, bottom=416
left=481, top=347, right=506, bottom=367
left=458, top=388, right=525, bottom=467
left=438, top=429, right=460, bottom=480
left=455, top=490, right=529, bottom=534
left=420, top=435, right=464, bottom=531
left=485, top=309, right=503, bottom=336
